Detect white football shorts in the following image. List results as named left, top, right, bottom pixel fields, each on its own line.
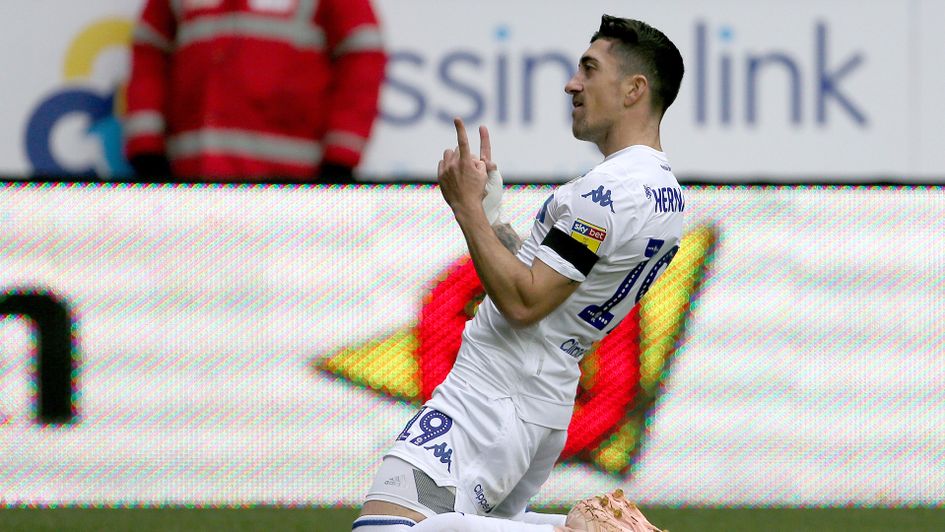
left=367, top=373, right=567, bottom=518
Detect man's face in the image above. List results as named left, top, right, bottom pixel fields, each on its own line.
left=565, top=38, right=627, bottom=144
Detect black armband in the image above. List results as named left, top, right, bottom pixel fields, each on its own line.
left=541, top=227, right=599, bottom=277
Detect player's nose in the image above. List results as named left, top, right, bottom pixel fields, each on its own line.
left=564, top=74, right=582, bottom=95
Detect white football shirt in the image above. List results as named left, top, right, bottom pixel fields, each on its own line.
left=444, top=144, right=685, bottom=430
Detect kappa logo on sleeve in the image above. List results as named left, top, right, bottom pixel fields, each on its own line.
left=571, top=219, right=607, bottom=253
left=581, top=186, right=616, bottom=213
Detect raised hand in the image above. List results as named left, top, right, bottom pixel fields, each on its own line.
left=437, top=118, right=489, bottom=217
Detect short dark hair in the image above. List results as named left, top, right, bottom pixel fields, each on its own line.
left=591, top=15, right=684, bottom=115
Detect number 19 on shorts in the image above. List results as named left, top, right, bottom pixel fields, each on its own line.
left=396, top=407, right=455, bottom=473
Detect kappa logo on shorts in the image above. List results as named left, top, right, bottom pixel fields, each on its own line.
left=318, top=227, right=716, bottom=475
left=570, top=219, right=607, bottom=253
left=423, top=442, right=453, bottom=473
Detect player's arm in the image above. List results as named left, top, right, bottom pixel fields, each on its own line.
left=438, top=118, right=578, bottom=328
left=492, top=221, right=522, bottom=254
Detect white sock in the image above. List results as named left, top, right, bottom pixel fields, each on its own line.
left=352, top=515, right=417, bottom=531
left=513, top=510, right=568, bottom=527
left=412, top=512, right=555, bottom=532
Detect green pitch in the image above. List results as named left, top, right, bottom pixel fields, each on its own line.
left=0, top=507, right=943, bottom=531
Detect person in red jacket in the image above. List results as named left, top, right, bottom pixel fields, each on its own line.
left=124, top=0, right=387, bottom=183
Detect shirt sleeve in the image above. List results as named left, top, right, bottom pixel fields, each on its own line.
left=535, top=171, right=645, bottom=282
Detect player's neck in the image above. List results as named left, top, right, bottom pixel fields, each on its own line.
left=597, top=119, right=662, bottom=156
left=596, top=104, right=662, bottom=155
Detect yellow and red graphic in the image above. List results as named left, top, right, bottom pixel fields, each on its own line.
left=318, top=226, right=714, bottom=474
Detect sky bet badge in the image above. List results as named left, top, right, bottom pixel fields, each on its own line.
left=317, top=226, right=714, bottom=475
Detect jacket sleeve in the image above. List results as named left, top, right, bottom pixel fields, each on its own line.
left=318, top=0, right=388, bottom=169
left=124, top=0, right=177, bottom=160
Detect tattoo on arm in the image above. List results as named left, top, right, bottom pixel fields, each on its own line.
left=492, top=222, right=523, bottom=254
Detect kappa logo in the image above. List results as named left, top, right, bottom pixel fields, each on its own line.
left=581, top=186, right=616, bottom=213
left=424, top=441, right=454, bottom=473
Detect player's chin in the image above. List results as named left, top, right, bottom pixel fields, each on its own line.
left=571, top=122, right=586, bottom=140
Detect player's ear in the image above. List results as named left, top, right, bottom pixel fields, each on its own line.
left=624, top=74, right=647, bottom=107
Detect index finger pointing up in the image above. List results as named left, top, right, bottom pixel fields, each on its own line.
left=454, top=117, right=471, bottom=159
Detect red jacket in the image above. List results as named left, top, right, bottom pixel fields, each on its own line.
left=124, top=0, right=387, bottom=180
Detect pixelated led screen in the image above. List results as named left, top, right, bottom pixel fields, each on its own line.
left=0, top=184, right=943, bottom=507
